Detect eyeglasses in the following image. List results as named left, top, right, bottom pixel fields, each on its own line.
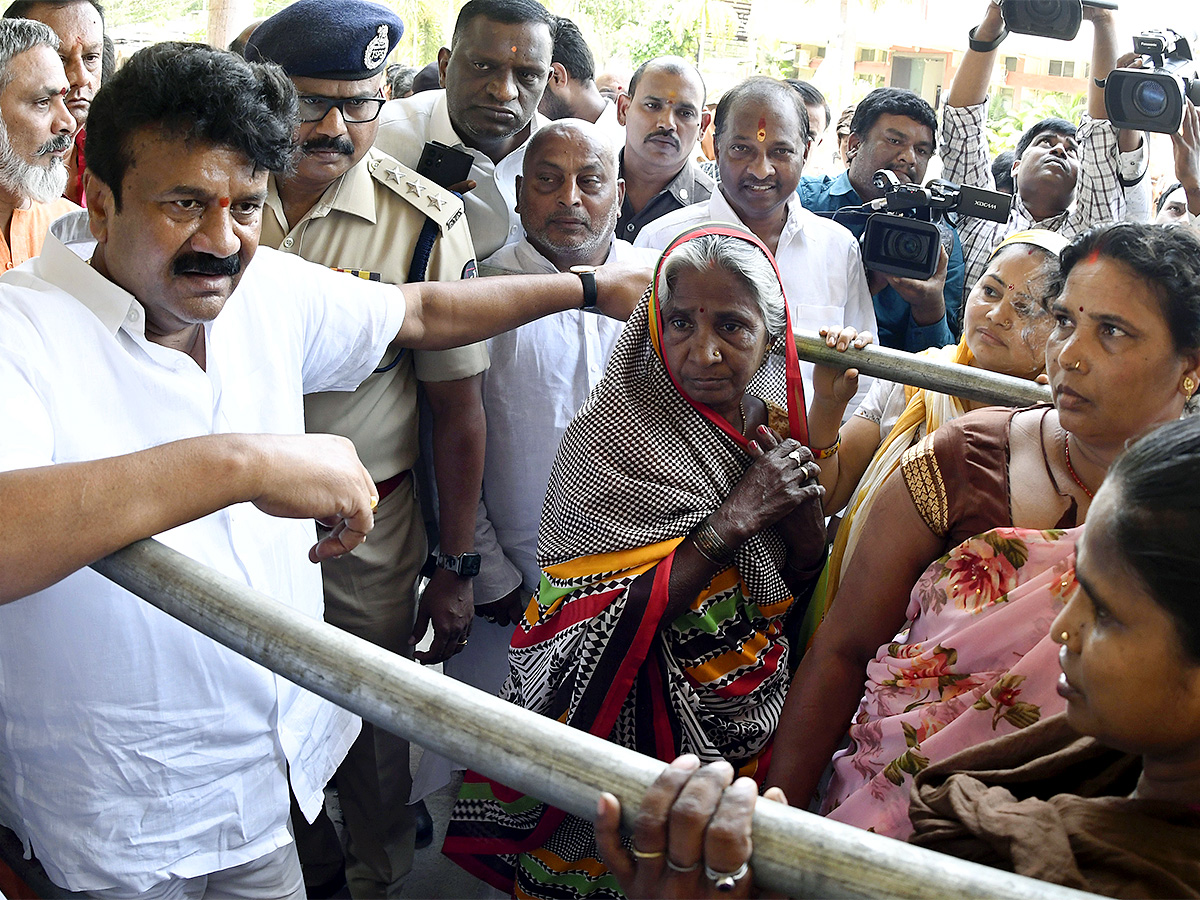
left=297, top=94, right=386, bottom=124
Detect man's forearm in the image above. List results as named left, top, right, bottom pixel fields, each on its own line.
left=946, top=2, right=1005, bottom=108
left=395, top=266, right=647, bottom=351
left=0, top=435, right=257, bottom=603
left=426, top=376, right=486, bottom=557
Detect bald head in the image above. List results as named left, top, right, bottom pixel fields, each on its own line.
left=628, top=55, right=705, bottom=107
left=517, top=118, right=624, bottom=270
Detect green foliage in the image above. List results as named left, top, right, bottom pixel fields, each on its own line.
left=985, top=89, right=1086, bottom=155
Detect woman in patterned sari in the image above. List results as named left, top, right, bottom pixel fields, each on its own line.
left=768, top=222, right=1200, bottom=839
left=444, top=225, right=829, bottom=898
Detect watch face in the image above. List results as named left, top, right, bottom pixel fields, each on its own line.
left=459, top=553, right=482, bottom=577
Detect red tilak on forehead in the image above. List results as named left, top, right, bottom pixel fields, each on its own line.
left=1086, top=247, right=1101, bottom=264
left=757, top=117, right=766, bottom=142
left=218, top=197, right=230, bottom=208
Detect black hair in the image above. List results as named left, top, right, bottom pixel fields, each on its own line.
left=991, top=148, right=1015, bottom=194
left=1056, top=223, right=1200, bottom=355
left=1157, top=181, right=1185, bottom=215
left=86, top=42, right=297, bottom=210
left=550, top=15, right=593, bottom=82
left=451, top=0, right=552, bottom=47
left=3, top=0, right=104, bottom=26
left=714, top=76, right=810, bottom=146
left=849, top=87, right=935, bottom=140
left=1105, top=415, right=1200, bottom=662
left=627, top=55, right=706, bottom=107
left=785, top=79, right=830, bottom=135
left=1014, top=117, right=1076, bottom=159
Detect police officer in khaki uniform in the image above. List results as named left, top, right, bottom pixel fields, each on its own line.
left=247, top=3, right=487, bottom=896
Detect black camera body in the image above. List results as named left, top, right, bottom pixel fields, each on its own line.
left=1000, top=0, right=1118, bottom=42
left=860, top=172, right=1011, bottom=280
left=1105, top=30, right=1200, bottom=133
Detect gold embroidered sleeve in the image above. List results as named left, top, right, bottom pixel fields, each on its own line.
left=900, top=435, right=949, bottom=538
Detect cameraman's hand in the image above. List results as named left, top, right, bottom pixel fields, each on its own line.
left=879, top=244, right=949, bottom=326
left=1173, top=100, right=1200, bottom=218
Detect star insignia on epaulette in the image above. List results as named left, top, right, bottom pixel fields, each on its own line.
left=405, top=178, right=424, bottom=196
left=426, top=194, right=444, bottom=211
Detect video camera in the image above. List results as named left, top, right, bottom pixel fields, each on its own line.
left=999, top=0, right=1117, bottom=43
left=1105, top=30, right=1200, bottom=133
left=858, top=171, right=1011, bottom=280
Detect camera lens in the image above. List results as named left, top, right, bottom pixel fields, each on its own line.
left=1133, top=79, right=1169, bottom=117
left=1028, top=0, right=1058, bottom=23
left=884, top=230, right=929, bottom=262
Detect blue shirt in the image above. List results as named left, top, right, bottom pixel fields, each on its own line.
left=799, top=172, right=965, bottom=352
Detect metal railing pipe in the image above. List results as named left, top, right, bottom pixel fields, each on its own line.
left=91, top=538, right=1093, bottom=900
left=793, top=331, right=1052, bottom=408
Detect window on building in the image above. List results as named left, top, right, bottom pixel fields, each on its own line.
left=1048, top=59, right=1063, bottom=77
left=1004, top=55, right=1018, bottom=73
left=860, top=48, right=876, bottom=62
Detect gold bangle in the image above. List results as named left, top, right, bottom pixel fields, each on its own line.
left=692, top=519, right=736, bottom=568
left=811, top=433, right=841, bottom=459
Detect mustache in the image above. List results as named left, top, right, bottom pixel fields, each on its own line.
left=172, top=252, right=241, bottom=277
left=644, top=129, right=679, bottom=148
left=37, top=133, right=74, bottom=156
left=302, top=135, right=354, bottom=156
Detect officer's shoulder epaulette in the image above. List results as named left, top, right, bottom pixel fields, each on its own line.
left=368, top=152, right=465, bottom=235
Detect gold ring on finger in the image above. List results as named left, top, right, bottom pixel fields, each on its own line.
left=630, top=844, right=664, bottom=860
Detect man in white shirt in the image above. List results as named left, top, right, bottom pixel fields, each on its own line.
left=0, top=42, right=645, bottom=899
left=375, top=0, right=553, bottom=258
left=636, top=76, right=875, bottom=409
left=409, top=118, right=657, bottom=804
left=537, top=16, right=625, bottom=152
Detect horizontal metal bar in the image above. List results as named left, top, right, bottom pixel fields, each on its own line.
left=90, top=539, right=1093, bottom=900
left=794, top=331, right=1052, bottom=408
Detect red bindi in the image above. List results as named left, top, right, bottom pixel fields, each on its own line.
left=699, top=307, right=705, bottom=313
left=757, top=117, right=767, bottom=142
left=218, top=197, right=230, bottom=208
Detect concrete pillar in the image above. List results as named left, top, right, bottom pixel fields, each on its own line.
left=208, top=0, right=253, bottom=51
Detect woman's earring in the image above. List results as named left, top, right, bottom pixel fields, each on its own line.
left=1184, top=375, right=1197, bottom=397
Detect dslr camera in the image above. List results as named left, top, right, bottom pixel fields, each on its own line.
left=999, top=0, right=1117, bottom=43
left=1105, top=30, right=1200, bottom=133
left=860, top=171, right=1011, bottom=281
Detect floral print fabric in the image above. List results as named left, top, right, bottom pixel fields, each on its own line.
left=821, top=526, right=1080, bottom=839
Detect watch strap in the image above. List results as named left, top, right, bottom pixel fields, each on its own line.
left=575, top=268, right=598, bottom=310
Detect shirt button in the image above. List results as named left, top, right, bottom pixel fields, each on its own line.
left=127, top=308, right=139, bottom=322
left=282, top=236, right=294, bottom=248
left=626, top=224, right=634, bottom=232
left=680, top=189, right=688, bottom=199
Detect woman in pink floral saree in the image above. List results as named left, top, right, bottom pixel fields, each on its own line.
left=819, top=525, right=1078, bottom=838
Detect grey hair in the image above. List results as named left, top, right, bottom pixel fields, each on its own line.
left=656, top=231, right=787, bottom=339
left=0, top=18, right=58, bottom=90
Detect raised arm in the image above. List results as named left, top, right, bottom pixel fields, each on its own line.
left=395, top=265, right=651, bottom=351
left=946, top=1, right=1005, bottom=109
left=766, top=468, right=944, bottom=807
left=0, top=432, right=377, bottom=604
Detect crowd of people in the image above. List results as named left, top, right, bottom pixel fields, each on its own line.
left=0, top=0, right=1197, bottom=897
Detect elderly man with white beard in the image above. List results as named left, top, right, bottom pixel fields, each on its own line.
left=0, top=17, right=76, bottom=267
left=408, top=118, right=659, bottom=804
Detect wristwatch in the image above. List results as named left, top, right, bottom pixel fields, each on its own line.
left=570, top=265, right=599, bottom=310
left=433, top=552, right=481, bottom=577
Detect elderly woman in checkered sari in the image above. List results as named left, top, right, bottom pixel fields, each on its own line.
left=443, top=224, right=829, bottom=898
